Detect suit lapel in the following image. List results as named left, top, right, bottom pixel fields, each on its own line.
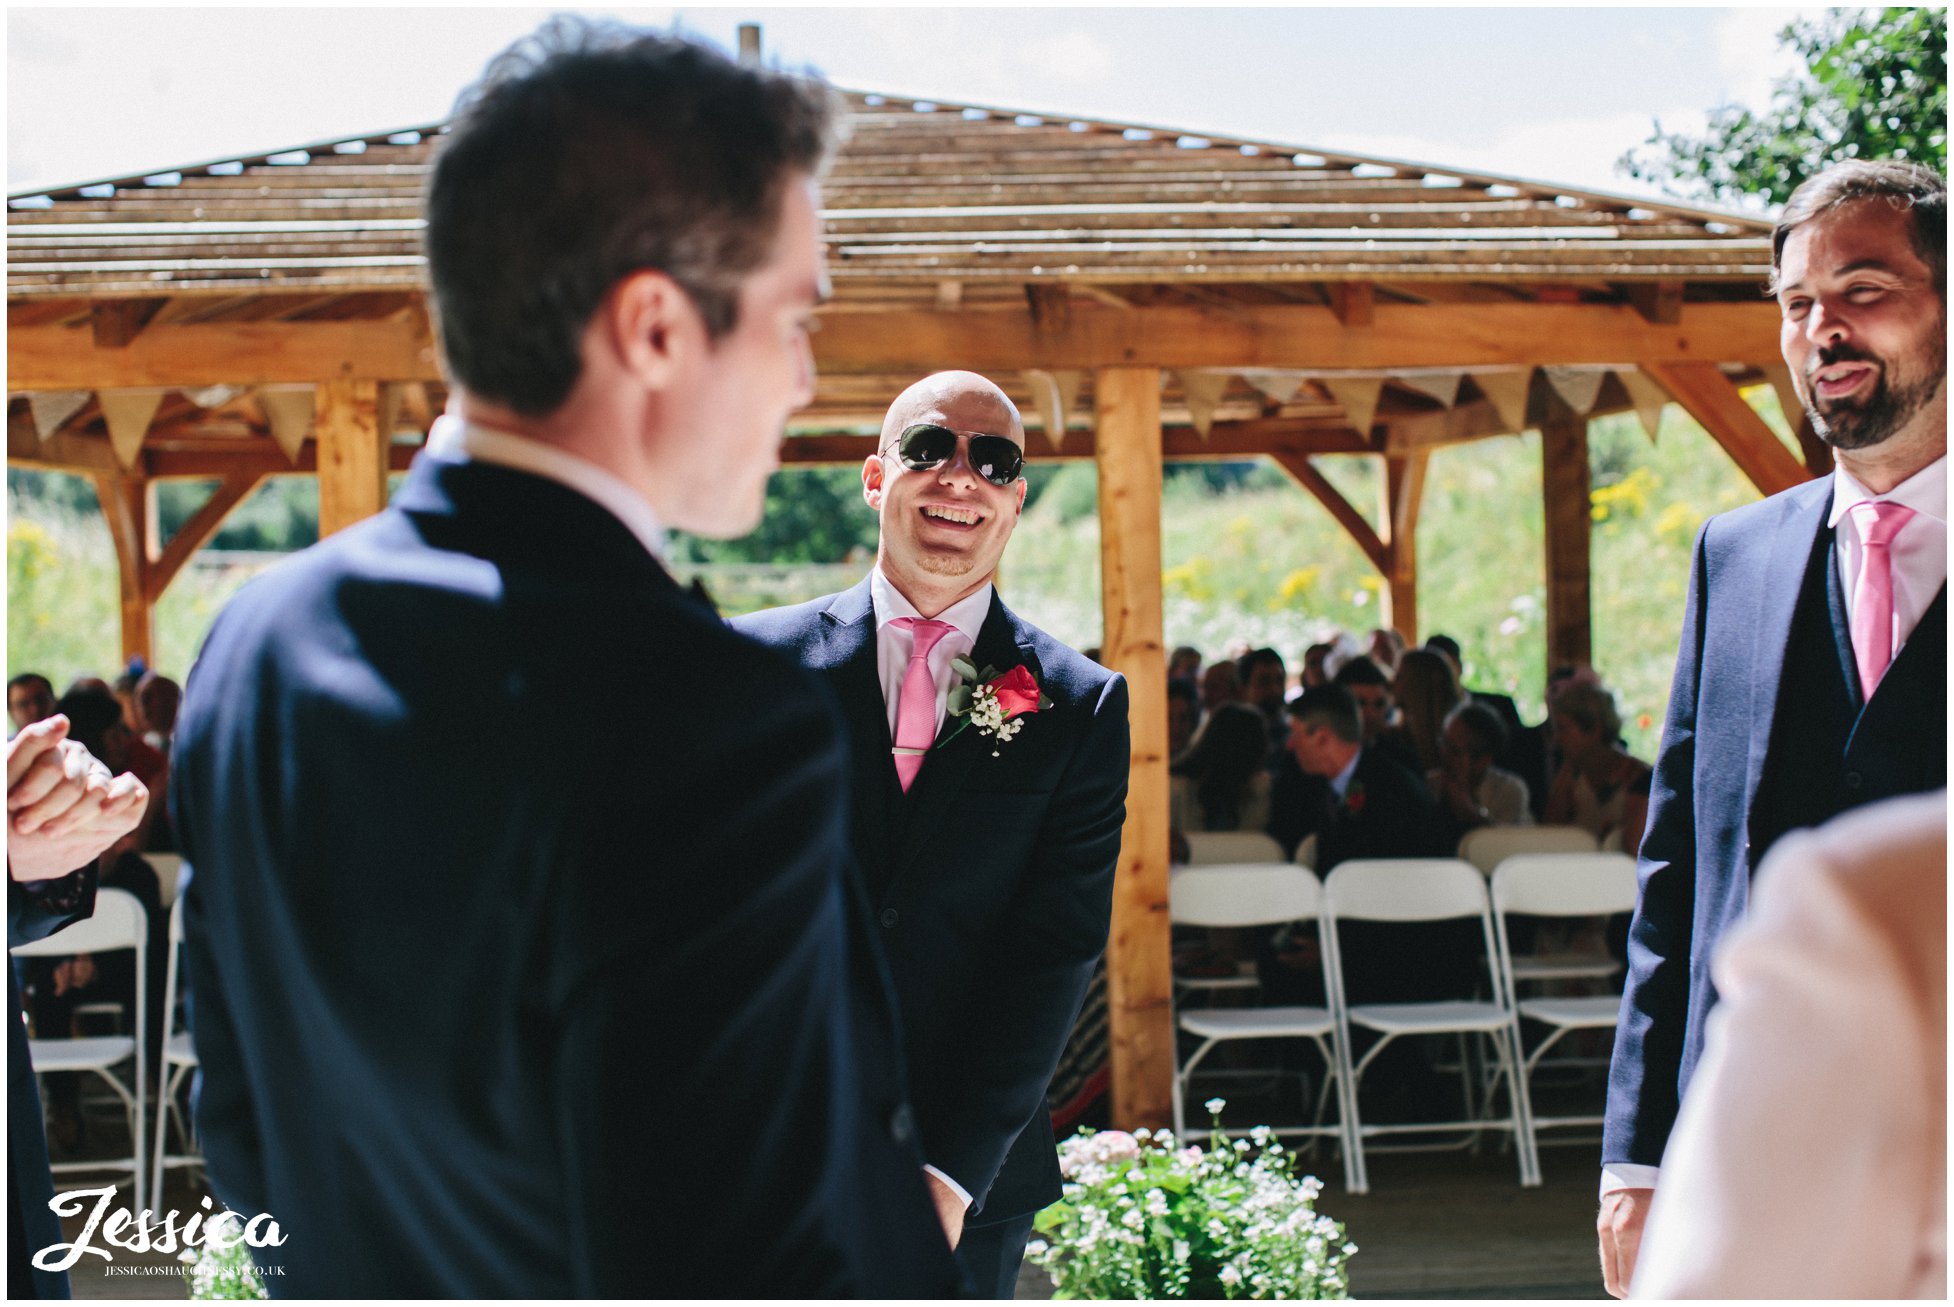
left=891, top=593, right=1041, bottom=880
left=815, top=580, right=902, bottom=889
left=1744, top=481, right=1834, bottom=826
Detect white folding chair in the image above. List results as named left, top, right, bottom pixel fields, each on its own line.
left=1457, top=824, right=1598, bottom=875
left=1183, top=831, right=1285, bottom=866
left=1492, top=853, right=1638, bottom=1155
left=1169, top=864, right=1360, bottom=1192
left=150, top=895, right=203, bottom=1211
left=1324, top=858, right=1537, bottom=1192
left=149, top=853, right=187, bottom=908
left=12, top=887, right=148, bottom=1204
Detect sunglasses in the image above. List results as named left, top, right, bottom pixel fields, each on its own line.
left=882, top=423, right=1025, bottom=487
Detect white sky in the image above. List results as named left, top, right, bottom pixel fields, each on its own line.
left=9, top=5, right=1825, bottom=208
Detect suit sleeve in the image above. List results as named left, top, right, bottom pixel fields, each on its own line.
left=1604, top=523, right=1710, bottom=1169
left=8, top=866, right=97, bottom=949
left=921, top=675, right=1129, bottom=1210
left=541, top=658, right=925, bottom=1297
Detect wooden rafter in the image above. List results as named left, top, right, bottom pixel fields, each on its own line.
left=1640, top=360, right=1810, bottom=496
left=145, top=469, right=264, bottom=603
left=1267, top=452, right=1388, bottom=572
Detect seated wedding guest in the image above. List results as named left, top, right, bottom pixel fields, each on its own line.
left=1171, top=701, right=1274, bottom=835
left=1237, top=647, right=1289, bottom=762
left=1366, top=626, right=1406, bottom=676
left=110, top=662, right=147, bottom=735
left=136, top=672, right=182, bottom=756
left=1390, top=647, right=1462, bottom=773
left=1425, top=633, right=1525, bottom=740
left=1199, top=659, right=1244, bottom=714
left=7, top=673, right=56, bottom=738
left=1543, top=680, right=1651, bottom=855
left=1631, top=793, right=1945, bottom=1300
left=1168, top=645, right=1203, bottom=682
left=1300, top=641, right=1334, bottom=689
left=1432, top=699, right=1533, bottom=840
left=1166, top=677, right=1200, bottom=760
left=1332, top=656, right=1419, bottom=772
left=1512, top=661, right=1604, bottom=820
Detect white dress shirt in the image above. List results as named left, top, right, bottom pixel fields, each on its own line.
left=1829, top=455, right=1947, bottom=673
left=424, top=415, right=668, bottom=563
left=1603, top=455, right=1948, bottom=1200
left=867, top=566, right=994, bottom=1212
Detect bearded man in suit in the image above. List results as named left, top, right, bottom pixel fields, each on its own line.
left=172, top=21, right=960, bottom=1297
left=1599, top=159, right=1945, bottom=1296
left=735, top=371, right=1130, bottom=1298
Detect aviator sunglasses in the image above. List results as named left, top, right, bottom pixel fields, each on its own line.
left=882, top=423, right=1025, bottom=487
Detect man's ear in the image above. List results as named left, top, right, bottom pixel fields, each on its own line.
left=605, top=269, right=701, bottom=392
left=862, top=453, right=886, bottom=510
left=1013, top=476, right=1028, bottom=515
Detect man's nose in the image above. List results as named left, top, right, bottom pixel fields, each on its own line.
left=933, top=437, right=981, bottom=488
left=791, top=331, right=816, bottom=408
left=1805, top=295, right=1852, bottom=347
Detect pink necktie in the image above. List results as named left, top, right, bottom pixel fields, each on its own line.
left=890, top=617, right=954, bottom=792
left=1850, top=499, right=1917, bottom=699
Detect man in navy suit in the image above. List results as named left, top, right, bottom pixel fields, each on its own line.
left=735, top=371, right=1129, bottom=1298
left=172, top=22, right=960, bottom=1297
left=1599, top=160, right=1945, bottom=1296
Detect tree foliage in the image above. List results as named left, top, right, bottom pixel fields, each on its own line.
left=1620, top=7, right=1947, bottom=207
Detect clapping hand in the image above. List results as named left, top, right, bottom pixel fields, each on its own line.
left=7, top=715, right=149, bottom=883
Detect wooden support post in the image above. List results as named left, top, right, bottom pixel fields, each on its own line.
left=92, top=472, right=153, bottom=666
left=1383, top=447, right=1430, bottom=641
left=1093, top=365, right=1174, bottom=1131
left=315, top=380, right=386, bottom=536
left=1541, top=416, right=1593, bottom=671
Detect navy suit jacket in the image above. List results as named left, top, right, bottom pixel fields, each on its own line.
left=734, top=578, right=1128, bottom=1225
left=172, top=456, right=961, bottom=1298
left=1604, top=474, right=1947, bottom=1169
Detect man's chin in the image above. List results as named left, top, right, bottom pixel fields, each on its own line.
left=911, top=551, right=976, bottom=578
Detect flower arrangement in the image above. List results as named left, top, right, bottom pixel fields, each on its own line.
left=181, top=1213, right=267, bottom=1300
left=944, top=659, right=1049, bottom=754
left=1028, top=1100, right=1355, bottom=1299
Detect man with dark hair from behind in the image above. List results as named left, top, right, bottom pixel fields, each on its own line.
left=174, top=20, right=960, bottom=1297
left=1600, top=159, right=1945, bottom=1296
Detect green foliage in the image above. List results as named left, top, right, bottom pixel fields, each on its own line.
left=182, top=1214, right=268, bottom=1299
left=1620, top=7, right=1948, bottom=205
left=671, top=467, right=878, bottom=564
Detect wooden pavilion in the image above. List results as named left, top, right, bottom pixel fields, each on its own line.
left=6, top=77, right=1819, bottom=1125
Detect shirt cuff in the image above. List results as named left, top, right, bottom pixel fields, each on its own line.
left=923, top=1164, right=972, bottom=1210
left=1600, top=1163, right=1660, bottom=1197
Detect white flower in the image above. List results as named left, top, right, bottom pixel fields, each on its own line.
left=1024, top=1240, right=1048, bottom=1258
left=1219, top=1266, right=1242, bottom=1288
left=1204, top=1097, right=1227, bottom=1114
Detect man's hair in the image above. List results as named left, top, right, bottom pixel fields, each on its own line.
left=1331, top=656, right=1390, bottom=690
left=1770, top=160, right=1946, bottom=294
left=54, top=685, right=123, bottom=761
left=1292, top=684, right=1361, bottom=744
left=8, top=673, right=52, bottom=696
left=1423, top=633, right=1462, bottom=665
left=1166, top=677, right=1199, bottom=706
left=1444, top=699, right=1506, bottom=759
left=1236, top=647, right=1286, bottom=681
left=426, top=18, right=841, bottom=416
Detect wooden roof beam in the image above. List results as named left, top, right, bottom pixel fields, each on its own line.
left=90, top=298, right=167, bottom=348
left=1266, top=451, right=1387, bottom=572
left=1640, top=360, right=1811, bottom=496
left=1616, top=279, right=1684, bottom=325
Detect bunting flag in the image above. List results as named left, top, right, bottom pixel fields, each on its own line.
left=1322, top=378, right=1382, bottom=439
left=1240, top=370, right=1304, bottom=406
left=1475, top=369, right=1533, bottom=433
left=187, top=384, right=243, bottom=410
left=98, top=389, right=166, bottom=471
left=1174, top=371, right=1231, bottom=440
left=1542, top=365, right=1608, bottom=416
left=1616, top=369, right=1673, bottom=443
left=1022, top=369, right=1082, bottom=451
left=261, top=386, right=315, bottom=465
left=1393, top=370, right=1464, bottom=409
left=28, top=391, right=90, bottom=442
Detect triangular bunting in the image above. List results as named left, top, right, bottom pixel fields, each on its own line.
left=1475, top=370, right=1533, bottom=433
left=261, top=386, right=315, bottom=465
left=1175, top=371, right=1231, bottom=440
left=1323, top=378, right=1382, bottom=440
left=1394, top=370, right=1464, bottom=409
left=187, top=384, right=243, bottom=410
left=98, top=388, right=166, bottom=471
left=1760, top=362, right=1809, bottom=432
left=28, top=391, right=90, bottom=442
left=1617, top=370, right=1673, bottom=443
left=1240, top=371, right=1304, bottom=406
left=1022, top=369, right=1083, bottom=451
left=1543, top=365, right=1608, bottom=416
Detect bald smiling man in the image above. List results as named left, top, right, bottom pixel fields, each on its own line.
left=735, top=371, right=1130, bottom=1297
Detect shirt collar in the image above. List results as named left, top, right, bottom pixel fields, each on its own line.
left=869, top=566, right=993, bottom=640
left=1330, top=747, right=1362, bottom=799
left=1828, top=454, right=1947, bottom=528
left=425, top=414, right=667, bottom=562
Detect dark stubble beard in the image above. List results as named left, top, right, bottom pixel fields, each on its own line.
left=1806, top=322, right=1948, bottom=451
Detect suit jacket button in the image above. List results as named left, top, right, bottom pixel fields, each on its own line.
left=888, top=1103, right=916, bottom=1146
left=1845, top=770, right=1863, bottom=788
left=879, top=907, right=899, bottom=929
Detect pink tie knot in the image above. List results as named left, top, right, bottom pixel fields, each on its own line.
left=892, top=616, right=955, bottom=656
left=1854, top=498, right=1916, bottom=549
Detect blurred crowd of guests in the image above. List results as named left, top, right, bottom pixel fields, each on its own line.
left=8, top=661, right=181, bottom=1153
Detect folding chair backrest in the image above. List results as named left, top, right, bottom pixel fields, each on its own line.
left=1458, top=824, right=1597, bottom=875
left=1324, top=858, right=1489, bottom=923
left=1184, top=831, right=1285, bottom=866
left=1491, top=853, right=1638, bottom=919
left=1170, top=864, right=1321, bottom=928
left=148, top=853, right=186, bottom=907
left=10, top=887, right=147, bottom=958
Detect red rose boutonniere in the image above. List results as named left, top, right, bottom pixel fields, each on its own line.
left=944, top=658, right=1053, bottom=755
left=1343, top=780, right=1368, bottom=817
